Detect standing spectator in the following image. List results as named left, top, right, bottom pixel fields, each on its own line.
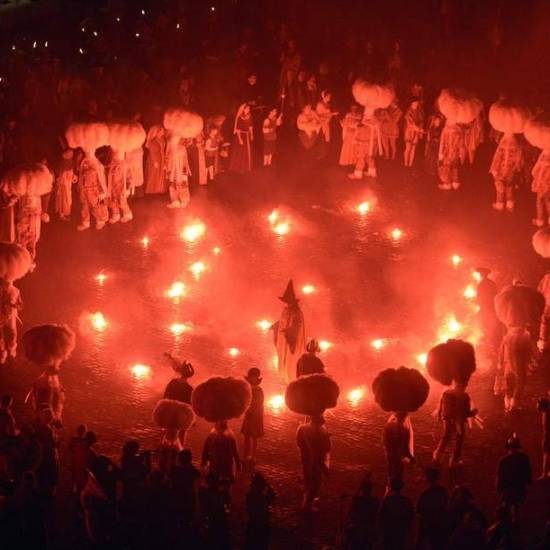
left=424, top=112, right=444, bottom=176
left=403, top=99, right=425, bottom=167
left=380, top=477, right=414, bottom=550
left=496, top=434, right=532, bottom=521
left=343, top=474, right=379, bottom=550
left=144, top=126, right=166, bottom=195
left=416, top=467, right=449, bottom=550
left=339, top=105, right=362, bottom=167
left=201, top=420, right=241, bottom=483
left=169, top=449, right=200, bottom=525
left=15, top=471, right=47, bottom=548
left=69, top=429, right=97, bottom=494
left=33, top=408, right=60, bottom=498
left=379, top=100, right=402, bottom=161
left=262, top=108, right=282, bottom=167
left=244, top=472, right=275, bottom=550
left=229, top=103, right=254, bottom=173
left=486, top=506, right=519, bottom=550
left=199, top=473, right=232, bottom=550
left=241, top=368, right=265, bottom=467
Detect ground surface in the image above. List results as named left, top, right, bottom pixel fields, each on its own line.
left=1, top=138, right=550, bottom=548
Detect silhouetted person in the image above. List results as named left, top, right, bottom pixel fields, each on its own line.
left=344, top=474, right=379, bottom=550
left=169, top=449, right=200, bottom=524
left=199, top=473, right=232, bottom=550
left=486, top=506, right=520, bottom=550
left=296, top=338, right=326, bottom=378
left=16, top=471, right=46, bottom=547
left=380, top=477, right=414, bottom=550
left=244, top=472, right=275, bottom=550
left=416, top=467, right=449, bottom=550
left=201, top=420, right=241, bottom=484
left=449, top=509, right=487, bottom=550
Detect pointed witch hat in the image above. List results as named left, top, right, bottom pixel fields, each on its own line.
left=279, top=279, right=300, bottom=304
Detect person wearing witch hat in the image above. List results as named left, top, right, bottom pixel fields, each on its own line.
left=163, top=353, right=195, bottom=404
left=296, top=339, right=326, bottom=378
left=272, top=280, right=306, bottom=382
left=241, top=368, right=265, bottom=467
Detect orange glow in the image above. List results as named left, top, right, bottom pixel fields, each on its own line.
left=271, top=355, right=279, bottom=369
left=257, top=320, right=272, bottom=332
left=268, top=394, right=285, bottom=412
left=141, top=236, right=150, bottom=248
left=447, top=316, right=462, bottom=334
left=169, top=323, right=191, bottom=336
left=165, top=281, right=186, bottom=299
left=451, top=254, right=463, bottom=267
left=347, top=387, right=365, bottom=406
left=319, top=340, right=333, bottom=352
left=371, top=338, right=386, bottom=350
left=302, top=284, right=316, bottom=295
left=438, top=315, right=462, bottom=341
left=416, top=353, right=427, bottom=367
left=273, top=221, right=289, bottom=235
left=472, top=270, right=482, bottom=282
left=90, top=312, right=108, bottom=332
left=463, top=285, right=477, bottom=299
left=268, top=209, right=279, bottom=224
left=212, top=246, right=221, bottom=255
left=131, top=364, right=151, bottom=380
left=357, top=201, right=371, bottom=215
left=189, top=261, right=206, bottom=279
left=181, top=222, right=206, bottom=243
left=95, top=273, right=107, bottom=285
left=391, top=228, right=403, bottom=241
left=228, top=347, right=240, bottom=357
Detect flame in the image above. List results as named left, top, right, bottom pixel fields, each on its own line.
left=257, top=320, right=272, bottom=332
left=228, top=347, right=240, bottom=357
left=268, top=209, right=279, bottom=224
left=189, top=261, right=206, bottom=279
left=169, top=323, right=191, bottom=336
left=438, top=315, right=462, bottom=341
left=212, top=246, right=221, bottom=255
left=166, top=281, right=186, bottom=299
left=319, top=340, right=333, bottom=352
left=463, top=285, right=477, bottom=299
left=302, top=284, right=316, bottom=295
left=451, top=254, right=463, bottom=267
left=95, top=273, right=107, bottom=285
left=268, top=394, right=285, bottom=411
left=181, top=222, right=206, bottom=243
left=90, top=312, right=108, bottom=332
left=131, top=364, right=151, bottom=380
left=416, top=353, right=427, bottom=367
left=273, top=221, right=289, bottom=235
left=472, top=270, right=482, bottom=282
left=271, top=355, right=279, bottom=369
left=391, top=228, right=403, bottom=241
left=141, top=236, right=150, bottom=248
left=371, top=338, right=386, bottom=350
left=347, top=387, right=365, bottom=406
left=357, top=201, right=371, bottom=215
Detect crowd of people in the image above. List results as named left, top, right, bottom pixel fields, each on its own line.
left=1, top=0, right=550, bottom=548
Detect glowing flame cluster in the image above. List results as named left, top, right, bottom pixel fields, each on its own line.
left=390, top=227, right=404, bottom=241
left=451, top=254, right=463, bottom=267
left=347, top=387, right=365, bottom=406
left=228, top=347, right=240, bottom=358
left=371, top=338, right=386, bottom=351
left=268, top=394, right=285, bottom=412
left=302, top=284, right=316, bottom=295
left=268, top=209, right=290, bottom=236
left=169, top=323, right=192, bottom=336
left=319, top=340, right=333, bottom=352
left=131, top=364, right=151, bottom=380
left=95, top=273, right=107, bottom=285
left=256, top=320, right=272, bottom=332
left=141, top=236, right=150, bottom=248
left=166, top=281, right=186, bottom=299
left=181, top=222, right=206, bottom=243
left=189, top=261, right=206, bottom=279
left=356, top=201, right=371, bottom=215
left=90, top=312, right=108, bottom=332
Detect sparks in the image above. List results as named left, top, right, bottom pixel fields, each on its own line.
left=319, top=340, right=333, bottom=352
left=32, top=41, right=37, bottom=49
left=181, top=222, right=206, bottom=243
left=391, top=227, right=403, bottom=241
left=189, top=261, right=206, bottom=279
left=228, top=347, right=240, bottom=358
left=93, top=31, right=98, bottom=37
left=451, top=254, right=463, bottom=267
left=257, top=320, right=272, bottom=332
left=371, top=338, right=386, bottom=350
left=140, top=236, right=150, bottom=247
left=463, top=285, right=477, bottom=299
left=44, top=41, right=48, bottom=48
left=273, top=221, right=289, bottom=236
left=347, top=387, right=365, bottom=406
left=90, top=312, right=108, bottom=332
left=268, top=394, right=285, bottom=411
left=302, top=284, right=316, bottom=295
left=416, top=353, right=427, bottom=367
left=131, top=364, right=151, bottom=380
left=141, top=8, right=145, bottom=15
left=212, top=246, right=221, bottom=255
left=169, top=323, right=191, bottom=336
left=78, top=48, right=84, bottom=55
left=165, top=281, right=186, bottom=299
left=268, top=209, right=279, bottom=224
left=135, top=32, right=140, bottom=38
left=357, top=201, right=371, bottom=215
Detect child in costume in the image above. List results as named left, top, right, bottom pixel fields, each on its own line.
left=241, top=368, right=264, bottom=466
left=106, top=155, right=132, bottom=224
left=379, top=100, right=402, bottom=161
left=205, top=126, right=223, bottom=182
left=339, top=105, right=362, bottom=166
left=315, top=90, right=338, bottom=158
left=193, top=376, right=250, bottom=485
left=55, top=150, right=76, bottom=221
left=272, top=280, right=306, bottom=382
left=0, top=242, right=31, bottom=364
left=427, top=340, right=478, bottom=467
left=372, top=366, right=429, bottom=482
left=496, top=326, right=538, bottom=413
left=348, top=109, right=382, bottom=180
left=23, top=324, right=76, bottom=425
left=65, top=123, right=110, bottom=231
left=285, top=374, right=339, bottom=512
left=153, top=398, right=194, bottom=473
left=262, top=108, right=282, bottom=167
left=403, top=99, right=425, bottom=167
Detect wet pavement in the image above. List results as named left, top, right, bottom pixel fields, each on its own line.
left=1, top=139, right=550, bottom=548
